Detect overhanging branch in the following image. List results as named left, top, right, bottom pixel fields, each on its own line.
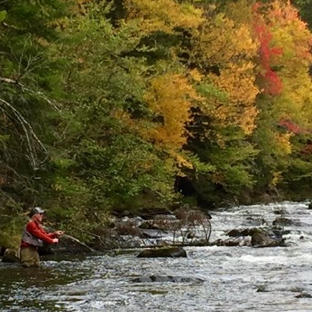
left=0, top=98, right=48, bottom=169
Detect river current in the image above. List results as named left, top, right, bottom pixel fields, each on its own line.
left=1, top=201, right=312, bottom=312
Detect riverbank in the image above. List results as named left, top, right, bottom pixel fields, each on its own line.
left=2, top=200, right=307, bottom=262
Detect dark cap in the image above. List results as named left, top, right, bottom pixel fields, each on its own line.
left=29, top=207, right=45, bottom=217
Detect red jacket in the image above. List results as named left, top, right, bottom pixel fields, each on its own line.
left=21, top=220, right=56, bottom=248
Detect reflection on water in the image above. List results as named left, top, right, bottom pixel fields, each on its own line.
left=1, top=201, right=312, bottom=312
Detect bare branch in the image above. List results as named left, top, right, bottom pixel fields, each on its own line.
left=0, top=98, right=48, bottom=169
left=0, top=76, right=61, bottom=112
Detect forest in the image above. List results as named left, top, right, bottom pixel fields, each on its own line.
left=1, top=0, right=312, bottom=247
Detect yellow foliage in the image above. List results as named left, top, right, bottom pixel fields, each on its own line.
left=112, top=110, right=137, bottom=128
left=270, top=171, right=282, bottom=188
left=224, top=0, right=255, bottom=25
left=192, top=13, right=258, bottom=65
left=144, top=73, right=199, bottom=149
left=174, top=152, right=193, bottom=170
left=274, top=132, right=292, bottom=155
left=188, top=69, right=203, bottom=82
left=123, top=0, right=204, bottom=34
left=192, top=10, right=259, bottom=135
left=208, top=62, right=259, bottom=134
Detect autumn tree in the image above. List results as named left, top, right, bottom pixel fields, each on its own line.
left=252, top=0, right=312, bottom=195
left=178, top=0, right=260, bottom=204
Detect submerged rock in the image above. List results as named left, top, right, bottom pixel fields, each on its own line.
left=131, top=275, right=204, bottom=283
left=137, top=247, right=187, bottom=258
left=210, top=237, right=251, bottom=247
left=295, top=292, right=312, bottom=298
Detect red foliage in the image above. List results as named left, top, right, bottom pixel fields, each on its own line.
left=264, top=70, right=282, bottom=95
left=253, top=3, right=283, bottom=95
left=279, top=119, right=306, bottom=134
left=300, top=143, right=312, bottom=155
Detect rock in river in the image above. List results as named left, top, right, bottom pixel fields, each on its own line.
left=137, top=247, right=187, bottom=258
left=131, top=275, right=204, bottom=283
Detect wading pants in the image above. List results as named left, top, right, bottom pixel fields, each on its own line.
left=20, top=246, right=40, bottom=267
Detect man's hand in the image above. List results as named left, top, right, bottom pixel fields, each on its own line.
left=54, top=230, right=64, bottom=237
left=52, top=238, right=59, bottom=244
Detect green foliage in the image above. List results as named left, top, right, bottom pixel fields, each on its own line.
left=0, top=201, right=25, bottom=248
left=292, top=0, right=312, bottom=29
left=0, top=10, right=6, bottom=22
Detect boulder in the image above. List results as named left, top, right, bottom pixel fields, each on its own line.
left=2, top=248, right=20, bottom=263
left=137, top=247, right=187, bottom=258
left=227, top=228, right=258, bottom=237
left=251, top=228, right=285, bottom=247
left=273, top=217, right=298, bottom=226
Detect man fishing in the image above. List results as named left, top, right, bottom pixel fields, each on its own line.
left=20, top=207, right=64, bottom=267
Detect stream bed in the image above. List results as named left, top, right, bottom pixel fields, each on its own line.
left=1, top=201, right=312, bottom=312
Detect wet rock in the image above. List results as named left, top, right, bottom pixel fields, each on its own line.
left=139, top=221, right=162, bottom=230
left=295, top=292, right=312, bottom=298
left=251, top=228, right=285, bottom=247
left=227, top=228, right=258, bottom=237
left=137, top=247, right=187, bottom=258
left=39, top=234, right=94, bottom=255
left=186, top=231, right=196, bottom=239
left=245, top=217, right=267, bottom=226
left=272, top=217, right=296, bottom=226
left=272, top=228, right=283, bottom=239
left=139, top=230, right=163, bottom=239
left=256, top=285, right=268, bottom=292
left=115, top=220, right=141, bottom=236
left=210, top=237, right=251, bottom=247
left=210, top=239, right=224, bottom=246
left=2, top=248, right=20, bottom=263
left=154, top=214, right=177, bottom=221
left=210, top=238, right=240, bottom=247
left=131, top=275, right=204, bottom=283
left=273, top=209, right=288, bottom=215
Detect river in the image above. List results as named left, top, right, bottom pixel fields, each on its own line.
left=1, top=201, right=312, bottom=312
